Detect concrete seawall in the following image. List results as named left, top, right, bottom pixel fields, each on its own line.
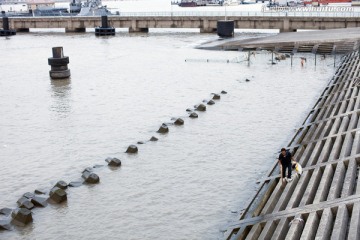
left=2, top=16, right=360, bottom=33
left=224, top=51, right=360, bottom=239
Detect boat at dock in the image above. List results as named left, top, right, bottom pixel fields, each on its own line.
left=0, top=0, right=112, bottom=16
left=177, top=0, right=240, bottom=7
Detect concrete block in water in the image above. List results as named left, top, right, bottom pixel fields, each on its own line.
left=23, top=192, right=35, bottom=199
left=212, top=93, right=221, bottom=100
left=49, top=187, right=67, bottom=203
left=16, top=197, right=34, bottom=210
left=31, top=196, right=48, bottom=207
left=82, top=171, right=100, bottom=184
left=105, top=157, right=121, bottom=167
left=196, top=104, right=206, bottom=111
left=150, top=136, right=158, bottom=141
left=55, top=180, right=68, bottom=190
left=174, top=118, right=184, bottom=125
left=0, top=208, right=12, bottom=216
left=34, top=189, right=47, bottom=195
left=68, top=181, right=83, bottom=187
left=157, top=124, right=169, bottom=133
left=207, top=100, right=215, bottom=105
left=126, top=145, right=138, bottom=153
left=11, top=208, right=33, bottom=226
left=0, top=220, right=11, bottom=230
left=189, top=112, right=198, bottom=118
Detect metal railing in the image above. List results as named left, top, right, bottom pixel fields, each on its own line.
left=115, top=10, right=360, bottom=18
left=5, top=10, right=360, bottom=18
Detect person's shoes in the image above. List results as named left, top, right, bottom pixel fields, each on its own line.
left=286, top=177, right=293, bottom=182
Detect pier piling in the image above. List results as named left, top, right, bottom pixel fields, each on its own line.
left=95, top=16, right=115, bottom=36
left=48, top=47, right=71, bottom=79
left=0, top=17, right=16, bottom=37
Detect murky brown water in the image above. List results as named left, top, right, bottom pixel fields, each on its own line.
left=0, top=30, right=335, bottom=239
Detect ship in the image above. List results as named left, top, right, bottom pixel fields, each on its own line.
left=177, top=0, right=240, bottom=7
left=77, top=0, right=112, bottom=16
left=1, top=0, right=112, bottom=16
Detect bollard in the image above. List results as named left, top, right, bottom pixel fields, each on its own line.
left=0, top=17, right=16, bottom=37
left=101, top=15, right=108, bottom=28
left=48, top=47, right=71, bottom=79
left=95, top=15, right=115, bottom=36
left=3, top=17, right=9, bottom=30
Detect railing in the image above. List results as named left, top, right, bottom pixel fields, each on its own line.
left=109, top=10, right=360, bottom=17
left=5, top=10, right=360, bottom=18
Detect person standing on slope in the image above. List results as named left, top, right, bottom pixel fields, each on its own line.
left=278, top=148, right=294, bottom=182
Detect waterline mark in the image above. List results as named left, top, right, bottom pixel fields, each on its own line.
left=261, top=6, right=354, bottom=12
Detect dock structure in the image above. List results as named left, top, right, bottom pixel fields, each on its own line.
left=2, top=15, right=360, bottom=33
left=224, top=51, right=360, bottom=239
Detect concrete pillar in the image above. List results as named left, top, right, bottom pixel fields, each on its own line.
left=65, top=28, right=86, bottom=33
left=16, top=28, right=29, bottom=32
left=280, top=19, right=296, bottom=33
left=217, top=20, right=234, bottom=37
left=129, top=19, right=149, bottom=33
left=2, top=16, right=9, bottom=30
left=1, top=17, right=16, bottom=36
left=95, top=15, right=115, bottom=36
left=200, top=28, right=217, bottom=33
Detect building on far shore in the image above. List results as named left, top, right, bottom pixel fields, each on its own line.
left=0, top=0, right=65, bottom=12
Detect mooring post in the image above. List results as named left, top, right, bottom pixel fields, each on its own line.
left=0, top=16, right=16, bottom=37
left=271, top=51, right=274, bottom=64
left=48, top=47, right=71, bottom=79
left=101, top=15, right=108, bottom=28
left=247, top=51, right=251, bottom=66
left=95, top=15, right=115, bottom=36
left=3, top=16, right=9, bottom=30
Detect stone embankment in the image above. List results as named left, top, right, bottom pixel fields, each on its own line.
left=224, top=51, right=360, bottom=240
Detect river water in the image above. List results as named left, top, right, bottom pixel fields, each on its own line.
left=0, top=1, right=337, bottom=240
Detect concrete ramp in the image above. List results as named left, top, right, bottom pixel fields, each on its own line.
left=224, top=51, right=360, bottom=240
